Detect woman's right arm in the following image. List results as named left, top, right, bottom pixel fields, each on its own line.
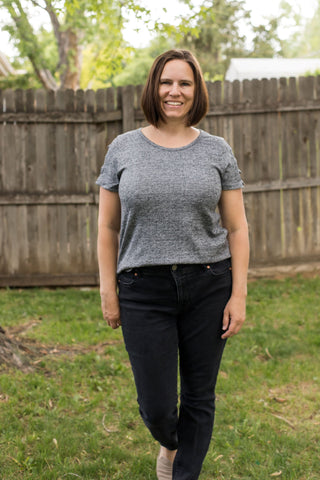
left=97, top=187, right=121, bottom=329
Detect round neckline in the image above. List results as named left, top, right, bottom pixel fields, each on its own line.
left=138, top=128, right=202, bottom=151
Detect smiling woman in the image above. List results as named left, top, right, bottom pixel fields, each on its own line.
left=96, top=49, right=249, bottom=480
left=158, top=60, right=195, bottom=123
left=140, top=49, right=208, bottom=146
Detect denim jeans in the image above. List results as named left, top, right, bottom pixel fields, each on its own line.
left=117, top=258, right=232, bottom=480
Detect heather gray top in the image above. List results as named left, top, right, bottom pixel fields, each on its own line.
left=96, top=128, right=243, bottom=273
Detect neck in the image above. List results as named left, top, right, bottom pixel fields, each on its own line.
left=154, top=122, right=194, bottom=137
left=142, top=122, right=199, bottom=148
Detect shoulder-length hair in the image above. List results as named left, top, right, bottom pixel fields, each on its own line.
left=141, top=49, right=209, bottom=127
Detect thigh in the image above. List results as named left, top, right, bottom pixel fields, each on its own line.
left=178, top=264, right=232, bottom=394
left=118, top=269, right=179, bottom=406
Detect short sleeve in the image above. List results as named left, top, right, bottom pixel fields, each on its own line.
left=96, top=139, right=119, bottom=192
left=221, top=143, right=244, bottom=190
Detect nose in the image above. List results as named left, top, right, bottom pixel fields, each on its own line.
left=169, top=82, right=180, bottom=96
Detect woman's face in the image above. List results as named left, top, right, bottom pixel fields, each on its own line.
left=158, top=59, right=195, bottom=124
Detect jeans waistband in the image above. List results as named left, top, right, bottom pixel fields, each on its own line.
left=123, top=258, right=231, bottom=276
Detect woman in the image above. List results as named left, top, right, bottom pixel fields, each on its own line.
left=96, top=49, right=249, bottom=480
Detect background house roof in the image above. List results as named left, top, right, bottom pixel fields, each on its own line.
left=225, top=58, right=320, bottom=81
left=0, top=51, right=16, bottom=77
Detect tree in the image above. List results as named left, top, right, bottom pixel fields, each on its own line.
left=111, top=36, right=175, bottom=87
left=165, top=0, right=307, bottom=79
left=250, top=19, right=285, bottom=58
left=103, top=0, right=297, bottom=86
left=258, top=1, right=306, bottom=59
left=283, top=0, right=320, bottom=58
left=0, top=0, right=150, bottom=89
left=176, top=0, right=251, bottom=80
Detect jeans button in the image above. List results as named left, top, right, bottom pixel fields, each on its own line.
left=172, top=264, right=178, bottom=271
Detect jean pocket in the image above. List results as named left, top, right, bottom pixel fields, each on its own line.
left=205, top=258, right=231, bottom=276
left=117, top=270, right=138, bottom=286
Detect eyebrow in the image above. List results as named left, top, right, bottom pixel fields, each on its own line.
left=160, top=77, right=194, bottom=83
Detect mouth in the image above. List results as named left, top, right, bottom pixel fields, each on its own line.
left=165, top=101, right=183, bottom=106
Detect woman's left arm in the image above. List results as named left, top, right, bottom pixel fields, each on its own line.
left=218, top=189, right=250, bottom=339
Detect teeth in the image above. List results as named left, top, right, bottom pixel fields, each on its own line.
left=166, top=102, right=182, bottom=105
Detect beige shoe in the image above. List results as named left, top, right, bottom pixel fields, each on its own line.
left=156, top=454, right=173, bottom=480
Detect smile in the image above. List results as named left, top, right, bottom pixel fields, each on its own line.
left=165, top=101, right=183, bottom=106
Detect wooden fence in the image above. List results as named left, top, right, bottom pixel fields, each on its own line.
left=0, top=77, right=320, bottom=286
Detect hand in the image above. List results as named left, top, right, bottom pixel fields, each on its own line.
left=100, top=291, right=121, bottom=329
left=221, top=294, right=246, bottom=339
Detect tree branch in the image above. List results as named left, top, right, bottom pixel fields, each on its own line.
left=23, top=0, right=66, bottom=82
left=2, top=0, right=57, bottom=89
left=27, top=0, right=62, bottom=57
left=29, top=0, right=47, bottom=11
left=43, top=0, right=61, bottom=45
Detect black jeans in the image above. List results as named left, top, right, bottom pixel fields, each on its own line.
left=117, top=258, right=232, bottom=480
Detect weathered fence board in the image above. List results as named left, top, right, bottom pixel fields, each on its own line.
left=1, top=77, right=320, bottom=286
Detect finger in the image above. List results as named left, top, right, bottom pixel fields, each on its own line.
left=107, top=315, right=121, bottom=329
left=222, top=310, right=230, bottom=331
left=101, top=305, right=120, bottom=323
left=110, top=321, right=121, bottom=329
left=221, top=330, right=231, bottom=339
left=221, top=328, right=235, bottom=339
left=221, top=318, right=243, bottom=339
left=221, top=316, right=236, bottom=338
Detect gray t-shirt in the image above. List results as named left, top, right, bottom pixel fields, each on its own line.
left=96, top=128, right=243, bottom=273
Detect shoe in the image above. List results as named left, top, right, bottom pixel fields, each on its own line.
left=156, top=454, right=173, bottom=480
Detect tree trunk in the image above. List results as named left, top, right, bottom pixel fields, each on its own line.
left=58, top=28, right=82, bottom=89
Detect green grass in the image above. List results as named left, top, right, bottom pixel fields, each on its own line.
left=0, top=276, right=319, bottom=480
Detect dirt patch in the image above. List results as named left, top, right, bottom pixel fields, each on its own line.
left=268, top=383, right=320, bottom=429
left=0, top=321, right=121, bottom=372
left=248, top=262, right=320, bottom=281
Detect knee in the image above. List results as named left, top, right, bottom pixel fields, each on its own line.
left=181, top=391, right=216, bottom=414
left=139, top=405, right=178, bottom=450
left=140, top=404, right=177, bottom=428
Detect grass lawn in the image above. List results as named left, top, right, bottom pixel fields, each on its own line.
left=0, top=275, right=319, bottom=480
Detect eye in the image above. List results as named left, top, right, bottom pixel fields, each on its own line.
left=160, top=80, right=170, bottom=85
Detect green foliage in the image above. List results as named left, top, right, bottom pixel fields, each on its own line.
left=112, top=36, right=175, bottom=87
left=308, top=69, right=320, bottom=76
left=80, top=39, right=133, bottom=89
left=1, top=0, right=319, bottom=89
left=249, top=19, right=285, bottom=58
left=0, top=22, right=59, bottom=88
left=37, top=27, right=60, bottom=74
left=157, top=0, right=292, bottom=79
left=175, top=0, right=251, bottom=80
left=0, top=0, right=151, bottom=89
left=0, top=72, right=42, bottom=89
left=78, top=0, right=151, bottom=90
left=284, top=0, right=320, bottom=58
left=160, top=0, right=311, bottom=80
left=111, top=52, right=153, bottom=87
left=1, top=0, right=49, bottom=74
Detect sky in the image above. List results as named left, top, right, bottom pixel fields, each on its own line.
left=0, top=0, right=318, bottom=59
left=122, top=0, right=318, bottom=47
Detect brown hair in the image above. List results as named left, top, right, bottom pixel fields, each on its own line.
left=141, top=49, right=209, bottom=127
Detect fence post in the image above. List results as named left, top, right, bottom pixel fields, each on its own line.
left=122, top=85, right=135, bottom=132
